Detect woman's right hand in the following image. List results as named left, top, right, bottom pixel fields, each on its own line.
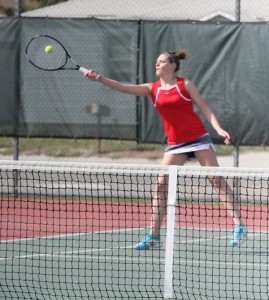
left=84, top=69, right=100, bottom=81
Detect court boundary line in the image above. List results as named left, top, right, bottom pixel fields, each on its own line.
left=0, top=227, right=141, bottom=244
left=1, top=230, right=267, bottom=264
left=1, top=226, right=268, bottom=244
left=2, top=231, right=268, bottom=270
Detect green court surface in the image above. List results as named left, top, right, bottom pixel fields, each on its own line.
left=1, top=227, right=268, bottom=300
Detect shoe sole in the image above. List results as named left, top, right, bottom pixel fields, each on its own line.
left=133, top=242, right=161, bottom=250
left=230, top=233, right=247, bottom=246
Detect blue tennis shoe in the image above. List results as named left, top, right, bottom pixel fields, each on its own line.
left=133, top=233, right=161, bottom=250
left=230, top=225, right=247, bottom=246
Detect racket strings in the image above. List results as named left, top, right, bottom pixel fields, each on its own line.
left=26, top=36, right=67, bottom=70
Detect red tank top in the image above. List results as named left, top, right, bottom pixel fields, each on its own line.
left=151, top=77, right=207, bottom=145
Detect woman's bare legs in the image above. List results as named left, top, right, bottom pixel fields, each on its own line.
left=135, top=146, right=246, bottom=249
left=195, top=147, right=243, bottom=226
left=133, top=153, right=188, bottom=249
left=149, top=153, right=188, bottom=236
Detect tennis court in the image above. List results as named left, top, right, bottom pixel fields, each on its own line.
left=0, top=161, right=269, bottom=299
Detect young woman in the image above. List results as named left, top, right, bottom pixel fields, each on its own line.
left=84, top=50, right=247, bottom=249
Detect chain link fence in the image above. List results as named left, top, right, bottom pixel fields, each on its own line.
left=0, top=0, right=268, bottom=22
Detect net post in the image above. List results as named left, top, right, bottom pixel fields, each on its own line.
left=163, top=165, right=178, bottom=299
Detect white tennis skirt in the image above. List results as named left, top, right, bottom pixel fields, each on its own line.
left=164, top=133, right=215, bottom=159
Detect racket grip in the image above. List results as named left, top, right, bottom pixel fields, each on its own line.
left=79, top=67, right=88, bottom=74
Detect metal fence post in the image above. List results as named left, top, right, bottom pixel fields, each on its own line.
left=233, top=0, right=240, bottom=167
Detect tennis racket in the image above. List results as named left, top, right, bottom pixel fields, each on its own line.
left=25, top=34, right=87, bottom=73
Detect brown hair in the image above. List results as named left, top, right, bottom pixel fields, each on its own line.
left=165, top=49, right=187, bottom=72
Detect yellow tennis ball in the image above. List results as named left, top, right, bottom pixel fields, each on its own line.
left=45, top=45, right=54, bottom=54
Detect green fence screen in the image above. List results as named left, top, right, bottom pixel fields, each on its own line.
left=0, top=18, right=269, bottom=145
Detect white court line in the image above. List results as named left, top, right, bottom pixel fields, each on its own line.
left=2, top=226, right=266, bottom=244
left=0, top=228, right=140, bottom=244
left=55, top=254, right=269, bottom=269
left=1, top=229, right=268, bottom=267
left=176, top=233, right=231, bottom=245
left=3, top=254, right=268, bottom=270
left=57, top=231, right=263, bottom=256
left=1, top=253, right=50, bottom=262
left=176, top=230, right=266, bottom=245
left=0, top=228, right=138, bottom=261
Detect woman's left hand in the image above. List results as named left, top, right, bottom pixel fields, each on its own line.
left=218, top=129, right=231, bottom=145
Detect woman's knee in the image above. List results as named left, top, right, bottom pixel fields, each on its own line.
left=208, top=175, right=224, bottom=187
left=155, top=175, right=168, bottom=193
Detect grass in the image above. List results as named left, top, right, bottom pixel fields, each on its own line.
left=0, top=137, right=267, bottom=159
left=0, top=137, right=165, bottom=158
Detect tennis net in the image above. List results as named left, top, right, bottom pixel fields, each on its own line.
left=0, top=160, right=268, bottom=300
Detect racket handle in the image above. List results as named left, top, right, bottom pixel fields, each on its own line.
left=79, top=67, right=88, bottom=74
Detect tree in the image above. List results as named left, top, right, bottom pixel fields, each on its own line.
left=0, top=0, right=67, bottom=16
left=37, top=0, right=67, bottom=8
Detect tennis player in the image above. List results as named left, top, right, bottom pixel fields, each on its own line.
left=84, top=50, right=247, bottom=249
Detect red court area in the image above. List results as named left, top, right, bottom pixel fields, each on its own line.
left=1, top=198, right=268, bottom=241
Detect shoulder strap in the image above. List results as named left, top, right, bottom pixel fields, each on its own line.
left=176, top=77, right=191, bottom=99
left=176, top=77, right=185, bottom=89
left=151, top=80, right=161, bottom=104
